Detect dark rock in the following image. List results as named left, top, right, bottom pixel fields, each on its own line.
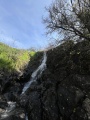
left=1, top=40, right=90, bottom=120
left=83, top=98, right=90, bottom=119
left=19, top=94, right=29, bottom=108
left=27, top=91, right=42, bottom=120
left=70, top=107, right=88, bottom=120
left=57, top=85, right=84, bottom=118
left=42, top=86, right=59, bottom=120
left=0, top=101, right=8, bottom=109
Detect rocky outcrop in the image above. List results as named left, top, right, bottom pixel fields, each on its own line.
left=21, top=73, right=90, bottom=120
left=0, top=40, right=90, bottom=120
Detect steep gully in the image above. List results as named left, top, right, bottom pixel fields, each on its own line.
left=0, top=51, right=47, bottom=120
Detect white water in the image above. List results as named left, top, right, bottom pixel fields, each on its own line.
left=25, top=113, right=28, bottom=120
left=1, top=101, right=16, bottom=119
left=21, top=52, right=47, bottom=94
left=0, top=52, right=47, bottom=120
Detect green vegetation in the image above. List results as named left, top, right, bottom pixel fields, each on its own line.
left=0, top=42, right=36, bottom=72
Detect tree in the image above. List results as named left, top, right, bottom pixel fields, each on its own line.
left=43, top=0, right=90, bottom=41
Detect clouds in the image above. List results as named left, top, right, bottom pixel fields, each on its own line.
left=0, top=0, right=53, bottom=49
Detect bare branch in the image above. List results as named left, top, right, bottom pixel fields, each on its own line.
left=43, top=0, right=90, bottom=41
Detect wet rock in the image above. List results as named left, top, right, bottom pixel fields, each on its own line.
left=19, top=113, right=25, bottom=119
left=0, top=108, right=5, bottom=113
left=0, top=107, right=25, bottom=120
left=1, top=115, right=25, bottom=120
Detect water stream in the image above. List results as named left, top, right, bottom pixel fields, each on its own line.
left=21, top=51, right=47, bottom=94
left=0, top=52, right=47, bottom=120
left=25, top=113, right=28, bottom=120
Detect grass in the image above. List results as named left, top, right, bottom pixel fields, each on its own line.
left=0, top=42, right=36, bottom=73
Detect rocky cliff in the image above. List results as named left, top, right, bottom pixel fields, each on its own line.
left=0, top=40, right=90, bottom=120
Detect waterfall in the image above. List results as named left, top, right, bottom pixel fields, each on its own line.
left=25, top=113, right=28, bottom=120
left=21, top=51, right=47, bottom=94
left=21, top=51, right=47, bottom=120
left=0, top=52, right=47, bottom=120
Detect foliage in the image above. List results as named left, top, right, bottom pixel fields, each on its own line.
left=0, top=42, right=36, bottom=72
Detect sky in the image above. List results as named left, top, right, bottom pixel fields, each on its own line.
left=0, top=0, right=54, bottom=49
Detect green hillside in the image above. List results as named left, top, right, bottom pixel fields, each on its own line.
left=0, top=42, right=35, bottom=72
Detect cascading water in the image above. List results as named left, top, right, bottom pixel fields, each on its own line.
left=0, top=51, right=47, bottom=120
left=25, top=113, right=28, bottom=120
left=21, top=51, right=47, bottom=94
left=0, top=101, right=16, bottom=119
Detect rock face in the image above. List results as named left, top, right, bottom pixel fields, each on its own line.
left=0, top=40, right=90, bottom=120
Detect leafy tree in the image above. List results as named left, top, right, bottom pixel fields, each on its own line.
left=43, top=0, right=90, bottom=41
